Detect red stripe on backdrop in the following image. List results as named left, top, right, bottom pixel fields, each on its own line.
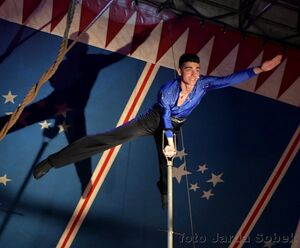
left=58, top=63, right=156, bottom=248
left=231, top=129, right=300, bottom=248
left=60, top=147, right=116, bottom=248
left=124, top=63, right=155, bottom=121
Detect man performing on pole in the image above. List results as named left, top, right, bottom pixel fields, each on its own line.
left=32, top=53, right=282, bottom=208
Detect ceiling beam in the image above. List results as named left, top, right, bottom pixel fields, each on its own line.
left=243, top=0, right=277, bottom=30
left=279, top=32, right=300, bottom=40
left=182, top=0, right=240, bottom=31
left=298, top=5, right=300, bottom=31
left=239, top=0, right=256, bottom=31
left=137, top=0, right=300, bottom=49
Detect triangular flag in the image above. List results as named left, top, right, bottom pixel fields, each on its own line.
left=79, top=0, right=111, bottom=33
left=234, top=35, right=263, bottom=72
left=256, top=59, right=286, bottom=99
left=22, top=0, right=42, bottom=23
left=50, top=0, right=70, bottom=32
left=278, top=72, right=300, bottom=107
left=130, top=7, right=160, bottom=55
left=185, top=20, right=217, bottom=55
left=156, top=14, right=190, bottom=62
left=131, top=21, right=163, bottom=63
left=197, top=36, right=215, bottom=75
left=105, top=0, right=135, bottom=47
left=211, top=44, right=239, bottom=76
left=207, top=27, right=241, bottom=75
left=277, top=47, right=300, bottom=98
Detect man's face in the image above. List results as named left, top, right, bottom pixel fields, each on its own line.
left=177, top=61, right=201, bottom=87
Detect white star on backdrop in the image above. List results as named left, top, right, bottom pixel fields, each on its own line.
left=2, top=90, right=17, bottom=104
left=39, top=120, right=51, bottom=129
left=201, top=189, right=214, bottom=200
left=58, top=122, right=71, bottom=133
left=197, top=164, right=208, bottom=174
left=0, top=174, right=11, bottom=186
left=172, top=163, right=192, bottom=183
left=189, top=183, right=200, bottom=192
left=175, top=149, right=188, bottom=160
left=206, top=173, right=224, bottom=187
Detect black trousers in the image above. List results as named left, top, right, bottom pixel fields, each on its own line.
left=47, top=105, right=184, bottom=194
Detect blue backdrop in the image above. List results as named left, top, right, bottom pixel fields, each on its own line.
left=0, top=19, right=299, bottom=248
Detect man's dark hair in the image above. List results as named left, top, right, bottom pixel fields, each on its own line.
left=179, top=53, right=200, bottom=68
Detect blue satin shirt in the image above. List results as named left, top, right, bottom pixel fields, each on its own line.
left=158, top=68, right=256, bottom=137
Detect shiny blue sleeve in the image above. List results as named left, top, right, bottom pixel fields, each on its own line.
left=203, top=68, right=256, bottom=91
left=158, top=85, right=174, bottom=138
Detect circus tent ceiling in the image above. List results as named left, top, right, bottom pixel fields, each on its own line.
left=140, top=0, right=300, bottom=49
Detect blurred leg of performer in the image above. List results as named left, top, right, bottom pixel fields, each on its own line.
left=33, top=106, right=183, bottom=207
left=33, top=107, right=161, bottom=176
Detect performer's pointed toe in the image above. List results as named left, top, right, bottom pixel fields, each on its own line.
left=33, top=159, right=52, bottom=179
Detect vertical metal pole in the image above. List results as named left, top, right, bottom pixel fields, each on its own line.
left=167, top=158, right=173, bottom=248
left=163, top=131, right=176, bottom=248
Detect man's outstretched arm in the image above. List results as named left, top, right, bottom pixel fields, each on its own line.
left=203, top=54, right=283, bottom=91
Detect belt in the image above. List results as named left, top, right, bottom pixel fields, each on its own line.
left=171, top=116, right=186, bottom=123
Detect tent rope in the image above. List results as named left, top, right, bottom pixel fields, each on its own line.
left=0, top=0, right=77, bottom=141
left=0, top=0, right=115, bottom=141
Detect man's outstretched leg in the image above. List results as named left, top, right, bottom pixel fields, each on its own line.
left=33, top=117, right=154, bottom=179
